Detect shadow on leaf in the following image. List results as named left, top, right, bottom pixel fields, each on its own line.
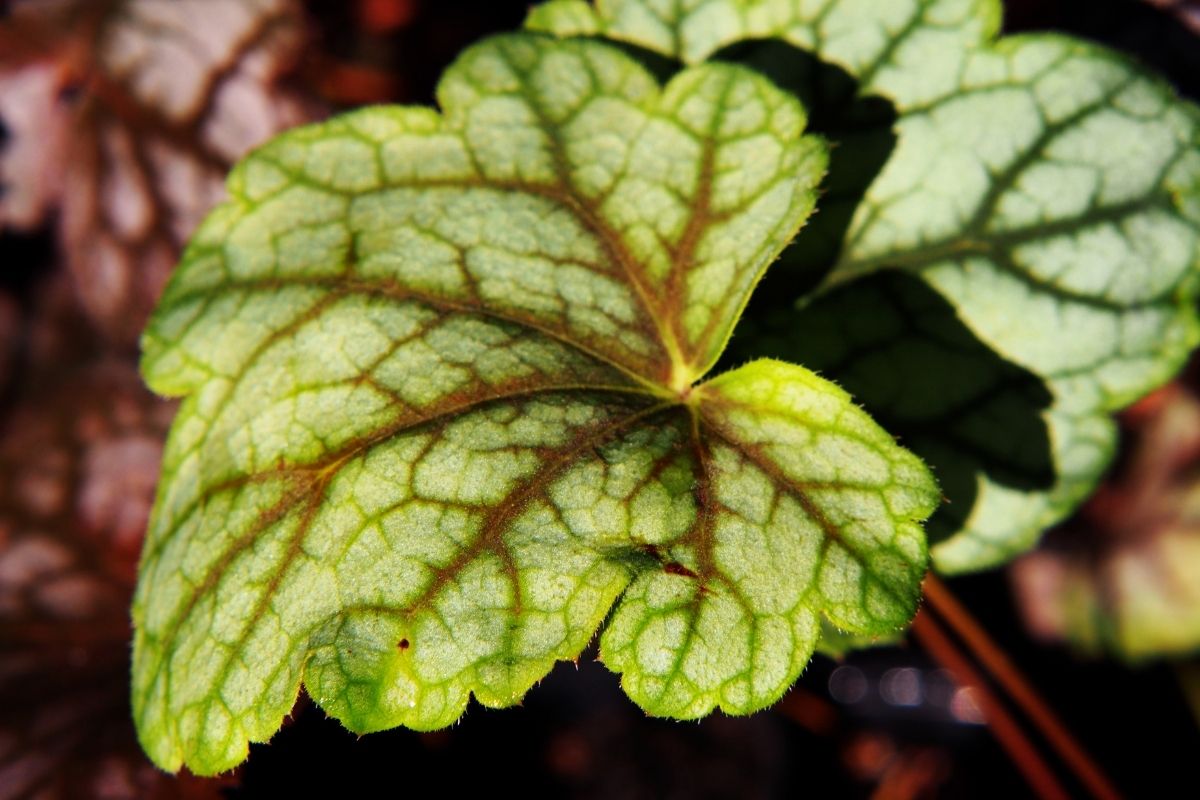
left=590, top=37, right=896, bottom=304
left=713, top=39, right=898, bottom=302
left=643, top=38, right=1052, bottom=549
left=730, top=272, right=1055, bottom=548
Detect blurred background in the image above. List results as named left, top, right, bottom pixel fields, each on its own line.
left=1, top=1, right=1198, bottom=797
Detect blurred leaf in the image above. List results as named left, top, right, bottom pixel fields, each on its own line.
left=0, top=360, right=227, bottom=798
left=0, top=0, right=322, bottom=343
left=0, top=62, right=70, bottom=230
left=1011, top=381, right=1200, bottom=661
left=1178, top=659, right=1200, bottom=728
left=0, top=292, right=17, bottom=396
left=1145, top=0, right=1200, bottom=34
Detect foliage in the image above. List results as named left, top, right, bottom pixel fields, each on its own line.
left=0, top=0, right=317, bottom=343
left=529, top=0, right=1200, bottom=573
left=0, top=1, right=319, bottom=792
left=131, top=0, right=1200, bottom=775
left=0, top=360, right=227, bottom=798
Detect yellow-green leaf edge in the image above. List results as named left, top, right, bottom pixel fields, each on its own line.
left=132, top=32, right=940, bottom=776
left=528, top=0, right=1200, bottom=572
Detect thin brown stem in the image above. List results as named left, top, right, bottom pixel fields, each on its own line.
left=910, top=610, right=1070, bottom=800
left=923, top=575, right=1122, bottom=800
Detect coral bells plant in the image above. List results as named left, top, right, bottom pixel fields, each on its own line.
left=130, top=0, right=1200, bottom=777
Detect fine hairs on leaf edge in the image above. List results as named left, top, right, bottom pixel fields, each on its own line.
left=525, top=0, right=1200, bottom=574
left=133, top=30, right=939, bottom=776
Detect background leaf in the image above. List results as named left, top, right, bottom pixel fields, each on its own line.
left=0, top=0, right=321, bottom=344
left=1011, top=378, right=1200, bottom=661
left=0, top=61, right=70, bottom=230
left=530, top=0, right=1200, bottom=573
left=0, top=292, right=17, bottom=397
left=0, top=359, right=229, bottom=799
left=1144, top=0, right=1200, bottom=34
left=736, top=272, right=1072, bottom=568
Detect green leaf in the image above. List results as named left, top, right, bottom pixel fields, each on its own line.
left=738, top=272, right=1118, bottom=573
left=133, top=33, right=938, bottom=775
left=531, top=0, right=1200, bottom=573
left=813, top=618, right=903, bottom=660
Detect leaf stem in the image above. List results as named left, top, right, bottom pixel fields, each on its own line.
left=922, top=575, right=1122, bottom=800
left=909, top=610, right=1070, bottom=800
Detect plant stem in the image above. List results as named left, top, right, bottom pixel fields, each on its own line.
left=922, top=575, right=1122, bottom=800
left=910, top=610, right=1069, bottom=800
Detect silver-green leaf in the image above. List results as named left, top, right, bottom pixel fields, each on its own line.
left=530, top=0, right=1200, bottom=572
left=132, top=32, right=937, bottom=775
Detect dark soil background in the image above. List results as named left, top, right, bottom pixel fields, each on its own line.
left=2, top=1, right=1197, bottom=798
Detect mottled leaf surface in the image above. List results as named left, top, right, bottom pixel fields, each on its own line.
left=740, top=272, right=1101, bottom=572
left=531, top=0, right=1200, bottom=572
left=134, top=33, right=937, bottom=775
